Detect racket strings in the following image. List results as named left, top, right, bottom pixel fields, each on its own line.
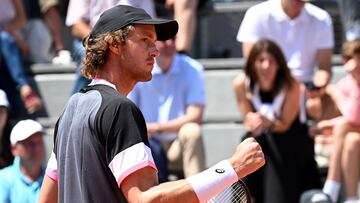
left=208, top=181, right=249, bottom=203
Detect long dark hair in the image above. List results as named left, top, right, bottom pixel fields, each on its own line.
left=244, top=39, right=294, bottom=96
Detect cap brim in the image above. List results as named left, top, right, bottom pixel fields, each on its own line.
left=133, top=19, right=178, bottom=41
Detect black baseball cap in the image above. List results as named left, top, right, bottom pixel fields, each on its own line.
left=90, top=5, right=178, bottom=41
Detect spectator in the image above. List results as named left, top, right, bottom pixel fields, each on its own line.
left=0, top=0, right=43, bottom=115
left=236, top=0, right=334, bottom=121
left=0, top=119, right=46, bottom=202
left=233, top=39, right=321, bottom=203
left=154, top=0, right=209, bottom=55
left=0, top=90, right=9, bottom=168
left=66, top=0, right=156, bottom=94
left=22, top=0, right=72, bottom=64
left=337, top=0, right=360, bottom=41
left=128, top=37, right=206, bottom=182
left=312, top=39, right=360, bottom=203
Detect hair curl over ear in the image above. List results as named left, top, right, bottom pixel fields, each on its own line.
left=82, top=25, right=134, bottom=79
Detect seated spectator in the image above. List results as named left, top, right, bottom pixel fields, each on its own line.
left=236, top=0, right=334, bottom=123
left=0, top=119, right=46, bottom=202
left=154, top=0, right=209, bottom=54
left=0, top=90, right=9, bottom=168
left=311, top=39, right=360, bottom=203
left=0, top=0, right=43, bottom=115
left=233, top=39, right=321, bottom=203
left=128, top=37, right=206, bottom=182
left=22, top=0, right=72, bottom=64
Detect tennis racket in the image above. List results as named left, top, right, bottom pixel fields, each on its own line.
left=208, top=179, right=252, bottom=203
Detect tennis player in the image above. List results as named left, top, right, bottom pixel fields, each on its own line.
left=38, top=5, right=265, bottom=203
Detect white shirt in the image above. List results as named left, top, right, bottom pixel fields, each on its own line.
left=237, top=0, right=334, bottom=82
left=0, top=90, right=9, bottom=107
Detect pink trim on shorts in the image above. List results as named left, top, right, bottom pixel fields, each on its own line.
left=117, top=161, right=157, bottom=185
left=45, top=169, right=58, bottom=181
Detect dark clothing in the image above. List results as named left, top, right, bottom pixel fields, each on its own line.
left=149, top=138, right=168, bottom=183
left=243, top=90, right=321, bottom=203
left=54, top=84, right=150, bottom=202
left=23, top=0, right=42, bottom=19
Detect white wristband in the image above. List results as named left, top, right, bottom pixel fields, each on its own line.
left=186, top=160, right=238, bottom=203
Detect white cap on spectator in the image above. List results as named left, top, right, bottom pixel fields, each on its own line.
left=0, top=89, right=9, bottom=107
left=10, top=119, right=44, bottom=145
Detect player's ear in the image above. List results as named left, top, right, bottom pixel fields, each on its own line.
left=109, top=41, right=121, bottom=54
left=107, top=34, right=122, bottom=54
left=11, top=144, right=19, bottom=156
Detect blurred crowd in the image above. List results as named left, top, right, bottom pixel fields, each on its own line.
left=0, top=0, right=360, bottom=202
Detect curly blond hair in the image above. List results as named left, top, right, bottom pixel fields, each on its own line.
left=81, top=25, right=134, bottom=79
